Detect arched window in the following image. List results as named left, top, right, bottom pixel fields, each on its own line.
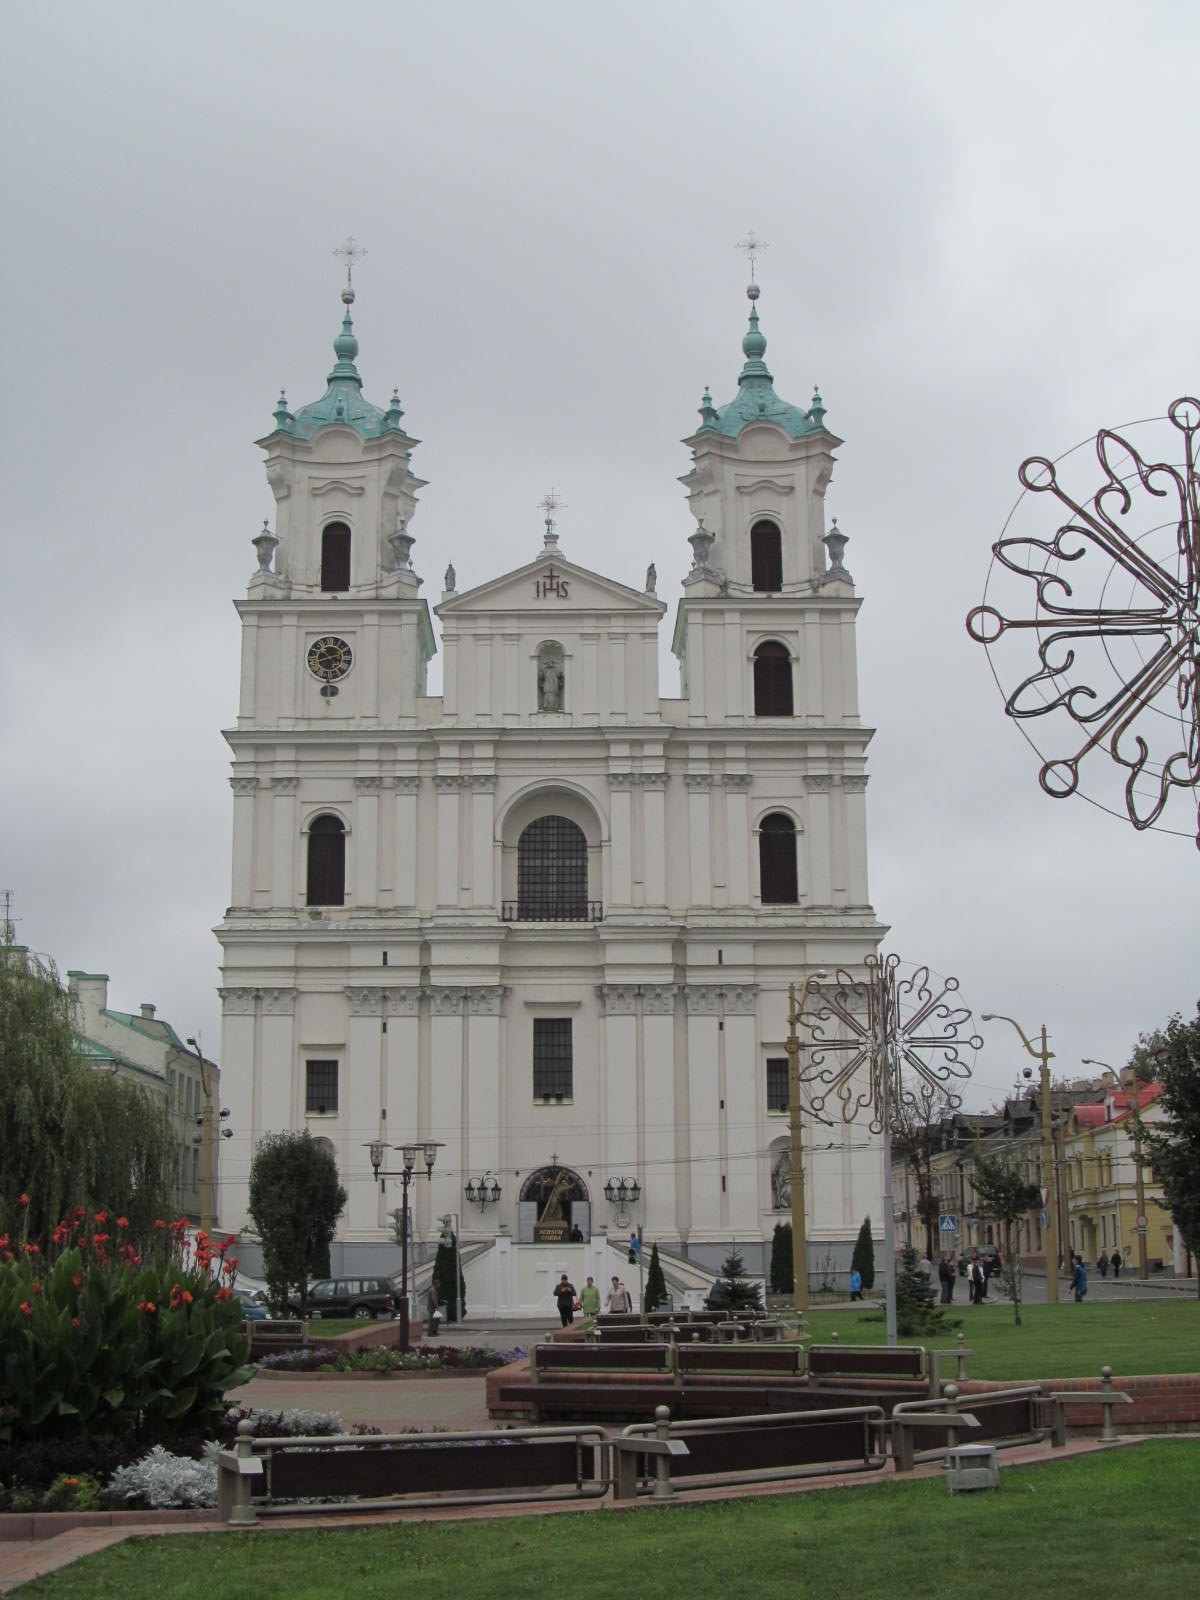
left=321, top=522, right=351, bottom=591
left=753, top=640, right=794, bottom=716
left=306, top=814, right=346, bottom=906
left=751, top=519, right=783, bottom=592
left=517, top=814, right=588, bottom=920
left=759, top=812, right=798, bottom=904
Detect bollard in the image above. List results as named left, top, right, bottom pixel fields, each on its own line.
left=831, top=1330, right=839, bottom=1344
left=652, top=1405, right=676, bottom=1501
left=956, top=1333, right=969, bottom=1381
left=1099, top=1366, right=1118, bottom=1443
left=943, top=1383, right=962, bottom=1451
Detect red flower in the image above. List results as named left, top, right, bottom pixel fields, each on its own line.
left=70, top=1317, right=80, bottom=1328
left=72, top=1276, right=82, bottom=1288
left=116, top=1217, right=129, bottom=1229
left=31, top=1282, right=43, bottom=1295
left=22, top=1243, right=39, bottom=1255
left=214, top=1286, right=232, bottom=1302
left=137, top=1301, right=156, bottom=1314
left=93, top=1212, right=108, bottom=1224
left=91, top=1234, right=110, bottom=1246
left=18, top=1302, right=33, bottom=1317
left=153, top=1219, right=166, bottom=1229
left=181, top=1290, right=194, bottom=1305
left=18, top=1194, right=29, bottom=1207
left=0, top=1235, right=8, bottom=1250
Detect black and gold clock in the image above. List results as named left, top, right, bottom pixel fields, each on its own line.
left=306, top=635, right=354, bottom=682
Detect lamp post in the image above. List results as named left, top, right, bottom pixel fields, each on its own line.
left=366, top=1139, right=442, bottom=1351
left=981, top=1014, right=1059, bottom=1304
left=186, top=1036, right=231, bottom=1235
left=784, top=970, right=828, bottom=1314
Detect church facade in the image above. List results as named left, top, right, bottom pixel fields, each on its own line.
left=217, top=278, right=886, bottom=1308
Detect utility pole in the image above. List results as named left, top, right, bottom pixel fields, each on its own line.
left=981, top=1015, right=1060, bottom=1304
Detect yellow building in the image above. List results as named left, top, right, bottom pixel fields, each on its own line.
left=1061, top=1083, right=1172, bottom=1274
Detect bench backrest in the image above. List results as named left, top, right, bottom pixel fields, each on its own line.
left=266, top=1436, right=595, bottom=1499
left=533, top=1341, right=673, bottom=1376
left=808, top=1344, right=926, bottom=1381
left=622, top=1406, right=885, bottom=1484
left=892, top=1386, right=1043, bottom=1456
left=677, top=1344, right=805, bottom=1378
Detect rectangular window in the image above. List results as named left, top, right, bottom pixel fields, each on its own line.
left=306, top=1059, right=339, bottom=1115
left=533, top=1019, right=573, bottom=1101
left=766, top=1057, right=789, bottom=1113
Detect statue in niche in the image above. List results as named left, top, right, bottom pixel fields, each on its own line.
left=537, top=643, right=565, bottom=712
left=771, top=1149, right=791, bottom=1210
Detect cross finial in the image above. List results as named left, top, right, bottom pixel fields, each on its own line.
left=539, top=487, right=565, bottom=548
left=333, top=235, right=367, bottom=290
left=736, top=229, right=769, bottom=283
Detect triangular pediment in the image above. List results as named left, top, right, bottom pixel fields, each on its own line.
left=436, top=552, right=665, bottom=619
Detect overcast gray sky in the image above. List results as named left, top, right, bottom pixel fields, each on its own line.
left=3, top=2, right=1195, bottom=1111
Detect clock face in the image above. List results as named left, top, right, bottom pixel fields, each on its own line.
left=307, top=635, right=354, bottom=682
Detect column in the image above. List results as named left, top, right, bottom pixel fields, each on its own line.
left=608, top=775, right=633, bottom=907
left=360, top=616, right=379, bottom=722
left=469, top=777, right=495, bottom=908
left=642, top=773, right=667, bottom=906
left=844, top=776, right=870, bottom=905
left=503, top=634, right=520, bottom=725
left=465, top=987, right=505, bottom=1176
left=229, top=777, right=258, bottom=907
left=686, top=775, right=713, bottom=905
left=722, top=992, right=760, bottom=1232
left=684, top=987, right=722, bottom=1234
left=829, top=777, right=848, bottom=899
left=428, top=986, right=465, bottom=1154
left=724, top=613, right=743, bottom=721
left=581, top=633, right=599, bottom=724
left=724, top=775, right=752, bottom=905
left=434, top=777, right=461, bottom=907
left=608, top=631, right=626, bottom=722
left=268, top=778, right=297, bottom=907
left=394, top=776, right=419, bottom=909
left=804, top=613, right=825, bottom=725
left=805, top=774, right=833, bottom=904
left=353, top=778, right=380, bottom=907
left=598, top=986, right=638, bottom=1179
left=641, top=987, right=676, bottom=1239
left=218, top=987, right=258, bottom=1230
left=346, top=987, right=384, bottom=1233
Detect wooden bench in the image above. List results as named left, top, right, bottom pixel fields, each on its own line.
left=613, top=1404, right=886, bottom=1499
left=808, top=1343, right=928, bottom=1389
left=217, top=1418, right=609, bottom=1523
left=531, top=1342, right=674, bottom=1377
left=246, top=1319, right=307, bottom=1359
left=677, top=1344, right=806, bottom=1380
left=890, top=1384, right=1043, bottom=1468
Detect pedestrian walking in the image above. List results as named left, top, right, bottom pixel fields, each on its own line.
left=554, top=1273, right=578, bottom=1327
left=1071, top=1256, right=1088, bottom=1302
left=579, top=1275, right=601, bottom=1317
left=1098, top=1249, right=1109, bottom=1278
left=607, top=1276, right=633, bottom=1313
left=938, top=1253, right=956, bottom=1304
left=849, top=1268, right=863, bottom=1301
left=1111, top=1248, right=1122, bottom=1278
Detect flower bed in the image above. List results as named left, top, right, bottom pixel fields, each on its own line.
left=257, top=1344, right=527, bottom=1376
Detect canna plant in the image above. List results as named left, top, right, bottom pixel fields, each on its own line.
left=0, top=1206, right=252, bottom=1445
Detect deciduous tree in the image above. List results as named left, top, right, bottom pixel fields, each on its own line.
left=247, top=1130, right=347, bottom=1315
left=969, top=1146, right=1040, bottom=1325
left=1141, top=1005, right=1200, bottom=1293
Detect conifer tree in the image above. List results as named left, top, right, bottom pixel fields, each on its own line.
left=851, top=1217, right=876, bottom=1289
left=769, top=1222, right=794, bottom=1294
left=710, top=1248, right=764, bottom=1311
left=643, top=1242, right=668, bottom=1311
left=895, top=1242, right=957, bottom=1337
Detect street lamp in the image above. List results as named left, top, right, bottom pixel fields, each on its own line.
left=364, top=1139, right=442, bottom=1351
left=463, top=1174, right=502, bottom=1209
left=980, top=1014, right=1060, bottom=1304
left=784, top=969, right=828, bottom=1315
left=186, top=1036, right=232, bottom=1235
left=603, top=1177, right=641, bottom=1206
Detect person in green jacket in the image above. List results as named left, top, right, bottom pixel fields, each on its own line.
left=579, top=1275, right=601, bottom=1317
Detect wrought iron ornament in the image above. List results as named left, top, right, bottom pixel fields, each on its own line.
left=966, top=398, right=1200, bottom=847
left=797, top=954, right=979, bottom=1133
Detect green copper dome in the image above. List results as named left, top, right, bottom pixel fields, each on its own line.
left=698, top=290, right=826, bottom=440
left=281, top=289, right=393, bottom=440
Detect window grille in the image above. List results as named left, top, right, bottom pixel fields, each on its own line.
left=767, top=1057, right=790, bottom=1112
left=533, top=1018, right=573, bottom=1100
left=306, top=1059, right=339, bottom=1115
left=307, top=815, right=346, bottom=906
left=759, top=812, right=799, bottom=904
left=750, top=520, right=783, bottom=591
left=753, top=640, right=794, bottom=716
left=517, top=814, right=588, bottom=920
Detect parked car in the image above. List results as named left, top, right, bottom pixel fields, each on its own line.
left=234, top=1289, right=271, bottom=1322
left=287, top=1276, right=398, bottom=1320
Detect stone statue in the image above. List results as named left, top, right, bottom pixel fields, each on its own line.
left=444, top=562, right=456, bottom=591
left=537, top=653, right=564, bottom=711
left=644, top=562, right=657, bottom=593
left=772, top=1149, right=791, bottom=1210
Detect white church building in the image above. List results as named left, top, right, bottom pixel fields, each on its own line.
left=217, top=275, right=887, bottom=1313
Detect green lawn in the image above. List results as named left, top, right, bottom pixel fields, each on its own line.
left=18, top=1440, right=1200, bottom=1600
left=799, top=1298, right=1200, bottom=1380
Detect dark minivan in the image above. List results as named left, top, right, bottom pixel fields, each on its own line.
left=289, top=1276, right=397, bottom=1320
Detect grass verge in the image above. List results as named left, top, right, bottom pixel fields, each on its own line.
left=15, top=1440, right=1200, bottom=1600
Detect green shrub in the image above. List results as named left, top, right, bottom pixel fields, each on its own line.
left=769, top=1223, right=793, bottom=1294
left=0, top=1215, right=252, bottom=1445
left=643, top=1244, right=668, bottom=1311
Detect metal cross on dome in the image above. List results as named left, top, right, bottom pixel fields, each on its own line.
left=333, top=235, right=367, bottom=289
left=735, top=230, right=769, bottom=283
left=797, top=954, right=978, bottom=1133
left=966, top=397, right=1200, bottom=848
